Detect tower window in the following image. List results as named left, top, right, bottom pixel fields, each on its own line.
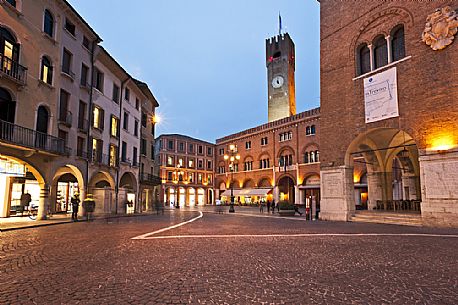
left=357, top=44, right=371, bottom=76
left=273, top=51, right=281, bottom=59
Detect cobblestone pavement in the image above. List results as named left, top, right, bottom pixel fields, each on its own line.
left=0, top=210, right=457, bottom=305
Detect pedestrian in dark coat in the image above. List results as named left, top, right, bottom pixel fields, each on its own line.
left=71, top=192, right=80, bottom=221
left=267, top=200, right=271, bottom=212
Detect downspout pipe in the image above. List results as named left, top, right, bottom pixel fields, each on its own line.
left=85, top=40, right=97, bottom=198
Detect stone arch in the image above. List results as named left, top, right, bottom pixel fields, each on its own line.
left=51, top=165, right=85, bottom=213
left=119, top=171, right=138, bottom=191
left=258, top=177, right=272, bottom=188
left=243, top=179, right=255, bottom=188
left=348, top=6, right=414, bottom=62
left=89, top=171, right=115, bottom=189
left=277, top=175, right=295, bottom=203
left=276, top=145, right=295, bottom=158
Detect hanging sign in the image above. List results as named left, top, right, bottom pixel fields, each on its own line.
left=364, top=67, right=399, bottom=123
left=0, top=158, right=26, bottom=176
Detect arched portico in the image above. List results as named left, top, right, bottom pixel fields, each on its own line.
left=51, top=165, right=85, bottom=214
left=88, top=171, right=115, bottom=215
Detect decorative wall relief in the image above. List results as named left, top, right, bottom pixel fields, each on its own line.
left=422, top=6, right=458, bottom=50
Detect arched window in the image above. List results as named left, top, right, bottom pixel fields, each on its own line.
left=310, top=125, right=316, bottom=135
left=315, top=150, right=320, bottom=162
left=357, top=43, right=371, bottom=75
left=44, top=10, right=54, bottom=37
left=306, top=126, right=311, bottom=135
left=304, top=152, right=309, bottom=164
left=40, top=56, right=53, bottom=85
left=0, top=87, right=15, bottom=123
left=373, top=35, right=388, bottom=69
left=1, top=27, right=19, bottom=73
left=391, top=25, right=405, bottom=62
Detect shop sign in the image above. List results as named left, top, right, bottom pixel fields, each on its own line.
left=0, top=159, right=26, bottom=176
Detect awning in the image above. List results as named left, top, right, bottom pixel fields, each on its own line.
left=221, top=188, right=272, bottom=197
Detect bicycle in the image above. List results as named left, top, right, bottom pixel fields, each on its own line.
left=27, top=206, right=53, bottom=220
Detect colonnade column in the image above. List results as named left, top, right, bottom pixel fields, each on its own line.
left=368, top=44, right=375, bottom=71
left=37, top=184, right=50, bottom=220
left=294, top=185, right=300, bottom=205
left=385, top=35, right=392, bottom=64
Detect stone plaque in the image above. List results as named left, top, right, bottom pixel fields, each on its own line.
left=322, top=172, right=342, bottom=198
left=423, top=160, right=458, bottom=199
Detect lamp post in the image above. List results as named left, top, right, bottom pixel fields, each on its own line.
left=224, top=144, right=240, bottom=213
left=174, top=163, right=183, bottom=208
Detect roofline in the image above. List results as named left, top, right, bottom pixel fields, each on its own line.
left=62, top=0, right=102, bottom=42
left=134, top=79, right=159, bottom=107
left=156, top=134, right=215, bottom=146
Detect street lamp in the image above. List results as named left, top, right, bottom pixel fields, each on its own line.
left=173, top=163, right=184, bottom=208
left=224, top=144, right=240, bottom=213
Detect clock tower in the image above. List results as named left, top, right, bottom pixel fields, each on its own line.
left=266, top=33, right=296, bottom=122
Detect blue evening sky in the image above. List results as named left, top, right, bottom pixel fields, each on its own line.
left=68, top=0, right=320, bottom=143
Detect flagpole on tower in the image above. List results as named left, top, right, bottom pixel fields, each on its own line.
left=279, top=12, right=282, bottom=35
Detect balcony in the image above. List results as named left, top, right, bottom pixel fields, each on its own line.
left=58, top=111, right=72, bottom=127
left=0, top=119, right=69, bottom=155
left=91, top=152, right=117, bottom=168
left=140, top=173, right=162, bottom=186
left=0, top=54, right=27, bottom=86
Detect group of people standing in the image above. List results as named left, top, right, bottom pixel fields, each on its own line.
left=259, top=200, right=278, bottom=213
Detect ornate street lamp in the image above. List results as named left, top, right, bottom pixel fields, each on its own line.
left=224, top=144, right=240, bottom=213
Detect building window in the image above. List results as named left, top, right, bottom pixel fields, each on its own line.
left=109, top=145, right=117, bottom=167
left=207, top=160, right=212, bottom=170
left=207, top=147, right=212, bottom=156
left=373, top=35, right=388, bottom=69
left=92, top=138, right=103, bottom=163
left=140, top=138, right=146, bottom=156
left=64, top=18, right=75, bottom=36
left=168, top=140, right=174, bottom=150
left=112, top=84, right=120, bottom=103
left=40, top=56, right=53, bottom=85
left=260, top=158, right=270, bottom=169
left=80, top=64, right=89, bottom=87
left=188, top=159, right=194, bottom=168
left=207, top=174, right=212, bottom=184
left=123, top=112, right=129, bottom=130
left=198, top=145, right=203, bottom=155
left=218, top=166, right=225, bottom=174
left=189, top=144, right=194, bottom=153
left=357, top=44, right=371, bottom=76
left=59, top=89, right=69, bottom=122
left=151, top=144, right=155, bottom=160
left=62, top=48, right=73, bottom=76
left=178, top=142, right=184, bottom=152
left=304, top=150, right=319, bottom=163
left=92, top=106, right=104, bottom=130
left=78, top=100, right=87, bottom=130
left=245, top=141, right=251, bottom=149
left=279, top=131, right=292, bottom=142
left=82, top=36, right=91, bottom=50
left=198, top=160, right=203, bottom=169
left=141, top=112, right=147, bottom=127
left=125, top=88, right=130, bottom=101
left=134, top=120, right=139, bottom=137
left=219, top=148, right=224, bottom=155
left=77, top=136, right=85, bottom=158
left=110, top=116, right=119, bottom=137
left=167, top=171, right=173, bottom=181
left=133, top=147, right=138, bottom=166
left=167, top=156, right=173, bottom=166
left=391, top=25, right=405, bottom=62
left=244, top=161, right=253, bottom=171
left=178, top=158, right=183, bottom=167
left=198, top=173, right=203, bottom=184
left=279, top=155, right=293, bottom=167
left=121, top=141, right=127, bottom=162
left=94, top=68, right=104, bottom=92
left=261, top=137, right=268, bottom=146
left=43, top=10, right=54, bottom=37
left=135, top=98, right=139, bottom=110
left=311, top=125, right=316, bottom=135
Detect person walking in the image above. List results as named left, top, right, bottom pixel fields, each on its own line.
left=20, top=191, right=32, bottom=215
left=259, top=201, right=264, bottom=213
left=71, top=192, right=80, bottom=221
left=267, top=200, right=271, bottom=213
left=272, top=199, right=276, bottom=214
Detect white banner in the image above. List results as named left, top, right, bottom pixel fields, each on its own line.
left=364, top=67, right=399, bottom=123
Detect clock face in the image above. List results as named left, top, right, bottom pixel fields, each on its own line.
left=272, top=75, right=284, bottom=89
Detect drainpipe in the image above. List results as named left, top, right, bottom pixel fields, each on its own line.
left=85, top=41, right=97, bottom=198
left=115, top=77, right=130, bottom=214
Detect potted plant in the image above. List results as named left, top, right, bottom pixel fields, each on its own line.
left=278, top=200, right=295, bottom=216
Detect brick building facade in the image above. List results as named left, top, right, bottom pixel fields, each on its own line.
left=318, top=1, right=458, bottom=226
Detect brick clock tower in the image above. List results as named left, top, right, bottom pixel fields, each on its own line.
left=266, top=33, right=296, bottom=122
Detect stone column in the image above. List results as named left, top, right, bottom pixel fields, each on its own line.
left=320, top=166, right=354, bottom=221
left=368, top=44, right=375, bottom=71
left=367, top=172, right=384, bottom=210
left=419, top=150, right=458, bottom=227
left=385, top=35, right=392, bottom=64
left=273, top=186, right=280, bottom=203
left=37, top=184, right=50, bottom=220
left=294, top=185, right=300, bottom=205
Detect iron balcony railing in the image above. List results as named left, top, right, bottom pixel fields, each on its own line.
left=0, top=54, right=27, bottom=85
left=140, top=173, right=162, bottom=186
left=0, top=119, right=69, bottom=155
left=91, top=152, right=118, bottom=168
